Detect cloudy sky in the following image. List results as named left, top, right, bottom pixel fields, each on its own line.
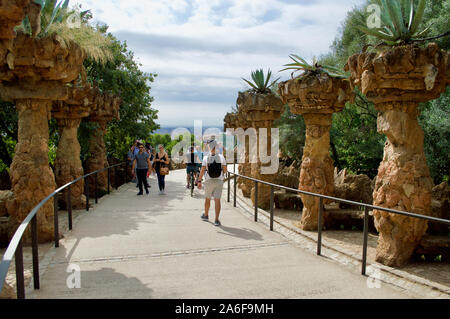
left=74, top=0, right=365, bottom=128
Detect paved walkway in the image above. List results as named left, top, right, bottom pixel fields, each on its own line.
left=28, top=169, right=417, bottom=299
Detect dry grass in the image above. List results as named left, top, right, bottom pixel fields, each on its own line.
left=47, top=23, right=113, bottom=64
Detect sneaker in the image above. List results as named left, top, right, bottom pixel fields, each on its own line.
left=145, top=190, right=149, bottom=196
left=201, top=214, right=209, bottom=221
left=161, top=190, right=166, bottom=195
left=214, top=220, right=221, bottom=227
left=159, top=191, right=163, bottom=195
left=137, top=192, right=143, bottom=196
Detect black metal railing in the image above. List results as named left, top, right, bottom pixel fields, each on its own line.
left=226, top=170, right=450, bottom=277
left=0, top=162, right=127, bottom=299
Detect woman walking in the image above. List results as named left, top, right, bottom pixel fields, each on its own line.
left=154, top=144, right=170, bottom=195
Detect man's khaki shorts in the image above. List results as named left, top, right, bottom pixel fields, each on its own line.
left=204, top=178, right=224, bottom=199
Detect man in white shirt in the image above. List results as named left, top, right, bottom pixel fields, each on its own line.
left=197, top=140, right=227, bottom=226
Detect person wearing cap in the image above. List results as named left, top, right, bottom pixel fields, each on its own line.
left=197, top=140, right=227, bottom=226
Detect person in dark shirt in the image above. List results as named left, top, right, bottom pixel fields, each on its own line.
left=132, top=144, right=152, bottom=196
left=186, top=146, right=200, bottom=188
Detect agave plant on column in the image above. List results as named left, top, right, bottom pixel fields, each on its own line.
left=0, top=0, right=112, bottom=242
left=278, top=56, right=352, bottom=231
left=346, top=0, right=449, bottom=266
left=238, top=69, right=284, bottom=209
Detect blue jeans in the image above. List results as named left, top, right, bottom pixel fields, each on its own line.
left=157, top=171, right=165, bottom=191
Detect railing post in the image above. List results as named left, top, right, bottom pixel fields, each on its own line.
left=362, top=206, right=369, bottom=275
left=317, top=197, right=323, bottom=256
left=67, top=185, right=72, bottom=231
left=31, top=214, right=40, bottom=290
left=233, top=173, right=237, bottom=208
left=15, top=239, right=25, bottom=299
left=270, top=185, right=274, bottom=231
left=85, top=176, right=90, bottom=212
left=233, top=136, right=236, bottom=174
left=115, top=166, right=118, bottom=190
left=54, top=196, right=59, bottom=248
left=254, top=181, right=258, bottom=222
left=123, top=163, right=127, bottom=185
left=227, top=172, right=230, bottom=203
left=94, top=172, right=98, bottom=204
left=107, top=167, right=110, bottom=195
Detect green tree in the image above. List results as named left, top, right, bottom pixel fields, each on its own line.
left=419, top=87, right=450, bottom=184
left=82, top=27, right=159, bottom=162
left=274, top=104, right=306, bottom=163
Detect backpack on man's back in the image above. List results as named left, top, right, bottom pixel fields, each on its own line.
left=207, top=154, right=222, bottom=178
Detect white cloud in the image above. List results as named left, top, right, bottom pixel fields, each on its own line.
left=74, top=0, right=366, bottom=127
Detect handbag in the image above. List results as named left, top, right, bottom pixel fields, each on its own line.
left=160, top=165, right=169, bottom=175
left=160, top=154, right=169, bottom=175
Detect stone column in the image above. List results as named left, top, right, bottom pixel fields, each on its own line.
left=278, top=73, right=351, bottom=230
left=7, top=100, right=56, bottom=241
left=0, top=0, right=33, bottom=73
left=0, top=32, right=85, bottom=242
left=54, top=118, right=85, bottom=209
left=297, top=113, right=335, bottom=230
left=86, top=120, right=109, bottom=194
left=85, top=94, right=121, bottom=195
left=237, top=91, right=283, bottom=209
left=236, top=113, right=253, bottom=198
left=223, top=112, right=237, bottom=164
left=346, top=43, right=448, bottom=266
left=52, top=86, right=92, bottom=209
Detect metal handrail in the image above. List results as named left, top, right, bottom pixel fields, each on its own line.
left=0, top=162, right=127, bottom=298
left=227, top=170, right=450, bottom=276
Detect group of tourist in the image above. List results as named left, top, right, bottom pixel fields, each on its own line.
left=128, top=140, right=169, bottom=195
left=128, top=138, right=227, bottom=227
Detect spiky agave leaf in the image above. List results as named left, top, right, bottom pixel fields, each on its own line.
left=409, top=0, right=426, bottom=35
left=242, top=69, right=280, bottom=94
left=279, top=54, right=350, bottom=79
left=359, top=0, right=430, bottom=45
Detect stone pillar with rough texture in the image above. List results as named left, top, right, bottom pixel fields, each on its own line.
left=85, top=94, right=121, bottom=195
left=223, top=111, right=238, bottom=162
left=236, top=110, right=253, bottom=198
left=8, top=100, right=56, bottom=241
left=346, top=43, right=448, bottom=266
left=52, top=85, right=93, bottom=209
left=237, top=91, right=283, bottom=209
left=0, top=32, right=85, bottom=242
left=0, top=0, right=32, bottom=64
left=278, top=73, right=351, bottom=230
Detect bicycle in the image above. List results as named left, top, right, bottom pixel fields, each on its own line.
left=189, top=170, right=196, bottom=197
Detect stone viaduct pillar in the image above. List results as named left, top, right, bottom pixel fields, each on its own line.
left=346, top=43, right=449, bottom=266
left=0, top=33, right=84, bottom=241
left=85, top=93, right=120, bottom=196
left=278, top=73, right=351, bottom=230
left=237, top=91, right=283, bottom=210
left=52, top=84, right=94, bottom=209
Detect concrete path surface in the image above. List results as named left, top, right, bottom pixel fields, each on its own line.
left=28, top=169, right=417, bottom=299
